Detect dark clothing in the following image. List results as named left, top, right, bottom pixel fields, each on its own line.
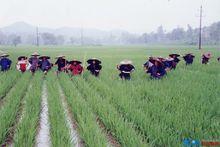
left=39, top=59, right=51, bottom=72
left=202, top=56, right=209, bottom=64
left=0, top=58, right=12, bottom=71
left=171, top=57, right=180, bottom=69
left=173, top=57, right=180, bottom=63
left=163, top=60, right=173, bottom=69
left=55, top=58, right=67, bottom=71
left=143, top=61, right=153, bottom=73
left=87, top=64, right=102, bottom=77
left=183, top=55, right=195, bottom=65
left=143, top=61, right=153, bottom=68
left=118, top=64, right=135, bottom=80
left=119, top=73, right=131, bottom=80
left=148, top=65, right=166, bottom=79
left=29, top=57, right=39, bottom=72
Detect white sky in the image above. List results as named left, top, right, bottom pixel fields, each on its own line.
left=0, top=0, right=219, bottom=33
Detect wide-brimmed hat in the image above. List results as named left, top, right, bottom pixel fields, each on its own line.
left=0, top=53, right=9, bottom=57
left=203, top=52, right=212, bottom=59
left=69, top=59, right=82, bottom=65
left=157, top=56, right=165, bottom=61
left=18, top=56, right=27, bottom=60
left=119, top=59, right=133, bottom=65
left=31, top=52, right=40, bottom=56
left=39, top=56, right=50, bottom=60
left=165, top=57, right=174, bottom=61
left=87, top=58, right=101, bottom=64
left=169, top=54, right=180, bottom=58
left=151, top=58, right=164, bottom=66
left=55, top=55, right=65, bottom=59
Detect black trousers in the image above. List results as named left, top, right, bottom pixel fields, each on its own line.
left=119, top=73, right=131, bottom=80
left=91, top=71, right=100, bottom=77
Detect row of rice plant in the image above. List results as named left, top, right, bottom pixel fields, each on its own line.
left=0, top=73, right=31, bottom=145
left=0, top=71, right=21, bottom=99
left=59, top=74, right=109, bottom=147
left=12, top=73, right=43, bottom=147
left=85, top=75, right=179, bottom=146
left=71, top=75, right=147, bottom=147
left=89, top=62, right=220, bottom=146
left=46, top=73, right=73, bottom=147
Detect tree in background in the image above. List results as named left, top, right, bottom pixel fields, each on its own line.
left=7, top=34, right=21, bottom=46
left=41, top=33, right=57, bottom=45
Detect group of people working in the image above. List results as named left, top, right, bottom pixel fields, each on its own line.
left=0, top=52, right=102, bottom=77
left=0, top=51, right=218, bottom=80
left=143, top=52, right=213, bottom=79
left=55, top=54, right=102, bottom=77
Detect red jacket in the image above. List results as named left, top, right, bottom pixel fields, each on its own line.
left=68, top=64, right=83, bottom=75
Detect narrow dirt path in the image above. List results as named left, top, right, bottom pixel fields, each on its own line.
left=36, top=81, right=51, bottom=147
left=58, top=85, right=84, bottom=147
left=96, top=117, right=121, bottom=147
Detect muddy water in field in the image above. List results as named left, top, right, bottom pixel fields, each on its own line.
left=58, top=85, right=83, bottom=147
left=36, top=82, right=51, bottom=147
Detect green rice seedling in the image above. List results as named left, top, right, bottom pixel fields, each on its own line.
left=0, top=73, right=31, bottom=145
left=71, top=76, right=148, bottom=147
left=13, top=72, right=43, bottom=147
left=89, top=56, right=220, bottom=146
left=0, top=71, right=21, bottom=99
left=46, top=73, right=72, bottom=147
left=59, top=74, right=109, bottom=147
left=0, top=45, right=219, bottom=146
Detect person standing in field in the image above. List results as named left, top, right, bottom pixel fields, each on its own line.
left=55, top=55, right=68, bottom=74
left=169, top=54, right=180, bottom=69
left=68, top=60, right=83, bottom=76
left=16, top=56, right=30, bottom=73
left=143, top=57, right=154, bottom=73
left=117, top=60, right=135, bottom=80
left=0, top=53, right=12, bottom=72
left=202, top=52, right=212, bottom=64
left=87, top=58, right=102, bottom=77
left=29, top=52, right=40, bottom=75
left=161, top=57, right=174, bottom=71
left=39, top=56, right=52, bottom=75
left=148, top=58, right=166, bottom=79
left=183, top=53, right=195, bottom=65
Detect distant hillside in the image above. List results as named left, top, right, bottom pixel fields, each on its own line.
left=0, top=21, right=131, bottom=39
left=0, top=21, right=219, bottom=45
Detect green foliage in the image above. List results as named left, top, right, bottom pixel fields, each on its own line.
left=46, top=73, right=72, bottom=147
left=59, top=74, right=109, bottom=147
left=0, top=45, right=219, bottom=146
left=0, top=71, right=21, bottom=99
left=0, top=73, right=31, bottom=145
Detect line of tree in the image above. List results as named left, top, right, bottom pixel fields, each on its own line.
left=0, top=21, right=219, bottom=46
left=140, top=22, right=220, bottom=45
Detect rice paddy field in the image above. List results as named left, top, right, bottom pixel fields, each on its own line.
left=0, top=45, right=219, bottom=147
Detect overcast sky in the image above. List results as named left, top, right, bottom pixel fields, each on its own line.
left=0, top=0, right=219, bottom=33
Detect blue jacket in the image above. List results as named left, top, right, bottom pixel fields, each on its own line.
left=0, top=58, right=12, bottom=71
left=149, top=65, right=166, bottom=79
left=40, top=60, right=51, bottom=71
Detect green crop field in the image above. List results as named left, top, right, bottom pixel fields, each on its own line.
left=0, top=45, right=219, bottom=147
